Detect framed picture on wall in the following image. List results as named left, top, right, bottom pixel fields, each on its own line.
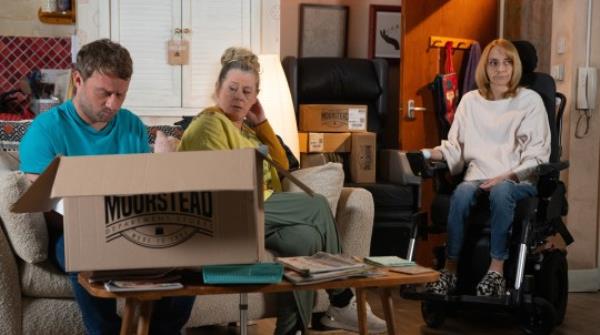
left=368, top=5, right=401, bottom=59
left=299, top=4, right=348, bottom=57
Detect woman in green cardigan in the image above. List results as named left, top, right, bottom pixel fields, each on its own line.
left=177, top=47, right=386, bottom=335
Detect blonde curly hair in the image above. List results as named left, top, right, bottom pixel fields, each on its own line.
left=217, top=47, right=260, bottom=92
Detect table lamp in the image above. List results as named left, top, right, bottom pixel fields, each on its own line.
left=257, top=54, right=299, bottom=160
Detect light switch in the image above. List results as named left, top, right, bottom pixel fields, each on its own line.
left=557, top=37, right=566, bottom=54
left=551, top=64, right=565, bottom=81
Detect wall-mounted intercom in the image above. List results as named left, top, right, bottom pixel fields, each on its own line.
left=577, top=67, right=598, bottom=110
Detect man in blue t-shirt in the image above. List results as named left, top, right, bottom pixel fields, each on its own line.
left=19, top=39, right=194, bottom=335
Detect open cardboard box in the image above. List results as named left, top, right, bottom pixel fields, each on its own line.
left=12, top=149, right=267, bottom=272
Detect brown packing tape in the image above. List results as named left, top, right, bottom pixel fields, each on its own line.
left=258, top=151, right=315, bottom=197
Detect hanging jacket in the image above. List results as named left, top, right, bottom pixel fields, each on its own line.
left=461, top=42, right=481, bottom=97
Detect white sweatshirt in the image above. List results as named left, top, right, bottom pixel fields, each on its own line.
left=435, top=88, right=550, bottom=183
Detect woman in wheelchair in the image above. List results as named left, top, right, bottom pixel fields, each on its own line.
left=421, top=39, right=551, bottom=297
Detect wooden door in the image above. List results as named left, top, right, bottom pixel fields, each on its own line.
left=399, top=0, right=499, bottom=266
left=110, top=0, right=182, bottom=109
left=182, top=0, right=255, bottom=108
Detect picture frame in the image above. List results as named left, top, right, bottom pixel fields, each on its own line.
left=299, top=4, right=348, bottom=57
left=368, top=5, right=401, bottom=59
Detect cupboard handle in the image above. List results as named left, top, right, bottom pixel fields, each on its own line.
left=182, top=28, right=191, bottom=34
left=174, top=28, right=182, bottom=34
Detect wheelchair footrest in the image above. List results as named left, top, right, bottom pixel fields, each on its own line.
left=402, top=287, right=512, bottom=306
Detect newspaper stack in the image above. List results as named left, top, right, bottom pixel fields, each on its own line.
left=276, top=252, right=372, bottom=285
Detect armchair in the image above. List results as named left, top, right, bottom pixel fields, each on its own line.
left=283, top=57, right=422, bottom=259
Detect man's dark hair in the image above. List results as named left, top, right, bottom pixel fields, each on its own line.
left=75, top=39, right=133, bottom=81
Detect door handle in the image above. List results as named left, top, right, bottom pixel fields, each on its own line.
left=407, top=99, right=426, bottom=120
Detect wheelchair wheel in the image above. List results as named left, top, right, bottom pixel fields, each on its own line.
left=421, top=301, right=446, bottom=328
left=535, top=250, right=568, bottom=325
left=519, top=297, right=556, bottom=335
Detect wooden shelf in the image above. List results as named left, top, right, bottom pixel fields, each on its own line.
left=38, top=7, right=76, bottom=25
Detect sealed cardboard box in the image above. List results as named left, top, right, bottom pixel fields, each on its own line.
left=298, top=132, right=352, bottom=153
left=300, top=153, right=346, bottom=169
left=299, top=104, right=367, bottom=132
left=12, top=149, right=265, bottom=272
left=350, top=132, right=376, bottom=183
left=300, top=153, right=329, bottom=169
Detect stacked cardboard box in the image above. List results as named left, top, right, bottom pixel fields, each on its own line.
left=298, top=104, right=376, bottom=183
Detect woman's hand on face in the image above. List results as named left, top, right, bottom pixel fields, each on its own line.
left=246, top=99, right=267, bottom=126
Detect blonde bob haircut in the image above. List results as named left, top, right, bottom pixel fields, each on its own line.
left=475, top=39, right=522, bottom=100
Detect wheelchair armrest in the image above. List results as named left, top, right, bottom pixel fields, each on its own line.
left=405, top=151, right=448, bottom=178
left=379, top=150, right=422, bottom=185
left=536, top=161, right=569, bottom=198
left=536, top=160, right=569, bottom=176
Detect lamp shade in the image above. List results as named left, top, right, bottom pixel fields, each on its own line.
left=257, top=54, right=299, bottom=160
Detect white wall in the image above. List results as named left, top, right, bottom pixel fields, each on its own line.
left=551, top=0, right=600, bottom=291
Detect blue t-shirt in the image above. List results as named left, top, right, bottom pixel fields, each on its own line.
left=20, top=100, right=150, bottom=174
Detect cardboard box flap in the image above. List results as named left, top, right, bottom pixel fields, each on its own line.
left=49, top=149, right=260, bottom=197
left=11, top=157, right=61, bottom=213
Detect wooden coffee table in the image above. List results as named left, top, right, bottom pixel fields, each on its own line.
left=78, top=268, right=438, bottom=335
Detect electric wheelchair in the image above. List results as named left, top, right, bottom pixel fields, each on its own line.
left=402, top=41, right=573, bottom=335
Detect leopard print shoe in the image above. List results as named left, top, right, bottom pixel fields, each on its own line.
left=476, top=271, right=506, bottom=296
left=426, top=269, right=457, bottom=295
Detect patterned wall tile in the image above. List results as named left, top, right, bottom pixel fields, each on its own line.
left=0, top=36, right=71, bottom=117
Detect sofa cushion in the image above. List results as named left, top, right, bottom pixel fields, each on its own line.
left=20, top=261, right=73, bottom=298
left=0, top=215, right=21, bottom=335
left=0, top=171, right=48, bottom=263
left=22, top=297, right=84, bottom=335
left=282, top=163, right=344, bottom=216
left=0, top=151, right=19, bottom=176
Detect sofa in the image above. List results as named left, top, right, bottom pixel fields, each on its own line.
left=0, top=121, right=375, bottom=335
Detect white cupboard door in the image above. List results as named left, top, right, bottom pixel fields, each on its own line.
left=110, top=0, right=182, bottom=108
left=182, top=0, right=253, bottom=109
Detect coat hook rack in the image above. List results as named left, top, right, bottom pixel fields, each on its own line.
left=429, top=35, right=475, bottom=50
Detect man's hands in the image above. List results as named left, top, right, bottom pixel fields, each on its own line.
left=479, top=172, right=518, bottom=191
left=246, top=99, right=267, bottom=126
left=153, top=130, right=180, bottom=153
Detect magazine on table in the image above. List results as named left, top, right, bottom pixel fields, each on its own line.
left=104, top=280, right=183, bottom=292
left=276, top=252, right=367, bottom=276
left=388, top=265, right=436, bottom=275
left=364, top=256, right=416, bottom=267
left=88, top=268, right=180, bottom=284
left=284, top=267, right=382, bottom=285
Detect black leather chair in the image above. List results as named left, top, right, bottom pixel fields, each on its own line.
left=283, top=57, right=423, bottom=259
